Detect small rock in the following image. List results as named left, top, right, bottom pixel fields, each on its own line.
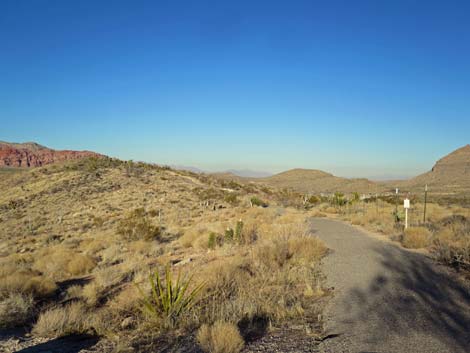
left=174, top=257, right=192, bottom=266
left=121, top=317, right=135, bottom=329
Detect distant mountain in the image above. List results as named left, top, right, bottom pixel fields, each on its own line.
left=0, top=141, right=103, bottom=168
left=255, top=168, right=380, bottom=194
left=225, top=169, right=273, bottom=178
left=173, top=166, right=272, bottom=178
left=171, top=165, right=205, bottom=174
left=400, top=145, right=470, bottom=194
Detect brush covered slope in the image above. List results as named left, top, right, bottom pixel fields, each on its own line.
left=399, top=145, right=470, bottom=195
left=0, top=157, right=327, bottom=352
left=0, top=141, right=102, bottom=168
left=258, top=169, right=380, bottom=193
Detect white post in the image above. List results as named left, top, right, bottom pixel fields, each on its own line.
left=405, top=208, right=408, bottom=229
left=404, top=198, right=410, bottom=230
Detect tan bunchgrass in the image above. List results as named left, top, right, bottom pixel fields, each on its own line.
left=402, top=227, right=431, bottom=249
left=197, top=321, right=244, bottom=353
left=33, top=302, right=90, bottom=338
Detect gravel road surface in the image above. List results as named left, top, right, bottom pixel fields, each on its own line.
left=312, top=218, right=470, bottom=353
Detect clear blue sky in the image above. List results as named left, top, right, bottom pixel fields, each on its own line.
left=1, top=1, right=469, bottom=178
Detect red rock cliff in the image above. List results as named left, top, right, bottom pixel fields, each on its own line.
left=0, top=141, right=103, bottom=168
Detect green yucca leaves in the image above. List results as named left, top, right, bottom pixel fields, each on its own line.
left=137, top=264, right=204, bottom=327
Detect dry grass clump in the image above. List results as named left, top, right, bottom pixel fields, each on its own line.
left=33, top=302, right=91, bottom=338
left=117, top=208, right=162, bottom=241
left=82, top=266, right=126, bottom=305
left=191, top=222, right=326, bottom=330
left=402, top=227, right=431, bottom=249
left=0, top=292, right=34, bottom=328
left=0, top=256, right=57, bottom=298
left=67, top=254, right=97, bottom=276
left=179, top=226, right=208, bottom=248
left=33, top=247, right=96, bottom=279
left=197, top=321, right=244, bottom=353
left=432, top=216, right=470, bottom=269
left=324, top=207, right=338, bottom=214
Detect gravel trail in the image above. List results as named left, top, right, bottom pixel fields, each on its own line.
left=312, top=218, right=470, bottom=353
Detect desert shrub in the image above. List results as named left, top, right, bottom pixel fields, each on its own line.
left=331, top=192, right=347, bottom=207
left=324, top=207, right=337, bottom=214
left=66, top=254, right=97, bottom=276
left=208, top=232, right=224, bottom=249
left=117, top=208, right=162, bottom=241
left=351, top=192, right=361, bottom=203
left=82, top=267, right=126, bottom=305
left=197, top=321, right=244, bottom=353
left=250, top=197, right=268, bottom=208
left=0, top=293, right=34, bottom=328
left=33, top=247, right=96, bottom=279
left=224, top=228, right=234, bottom=243
left=231, top=220, right=257, bottom=245
left=288, top=236, right=328, bottom=265
left=0, top=268, right=57, bottom=299
left=180, top=227, right=207, bottom=248
left=402, top=227, right=431, bottom=249
left=137, top=265, right=204, bottom=328
left=307, top=195, right=320, bottom=204
left=193, top=223, right=326, bottom=328
left=224, top=193, right=239, bottom=205
left=235, top=220, right=243, bottom=243
left=33, top=302, right=90, bottom=338
left=431, top=217, right=470, bottom=269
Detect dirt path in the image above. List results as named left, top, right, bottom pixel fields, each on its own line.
left=311, top=218, right=470, bottom=353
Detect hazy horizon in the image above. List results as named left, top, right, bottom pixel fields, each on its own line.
left=1, top=1, right=469, bottom=178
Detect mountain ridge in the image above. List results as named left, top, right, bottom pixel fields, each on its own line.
left=0, top=141, right=103, bottom=168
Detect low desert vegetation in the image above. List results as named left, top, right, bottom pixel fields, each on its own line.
left=309, top=193, right=470, bottom=273
left=401, top=227, right=431, bottom=249
left=197, top=321, right=245, bottom=353
left=0, top=157, right=327, bottom=351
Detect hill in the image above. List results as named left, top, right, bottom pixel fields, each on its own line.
left=398, top=145, right=470, bottom=195
left=0, top=141, right=102, bottom=168
left=214, top=168, right=383, bottom=195
left=0, top=156, right=326, bottom=352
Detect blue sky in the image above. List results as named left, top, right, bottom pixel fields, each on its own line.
left=1, top=1, right=469, bottom=178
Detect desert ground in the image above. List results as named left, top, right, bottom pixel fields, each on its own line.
left=1, top=143, right=469, bottom=353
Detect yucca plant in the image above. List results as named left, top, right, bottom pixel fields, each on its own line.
left=137, top=265, right=204, bottom=327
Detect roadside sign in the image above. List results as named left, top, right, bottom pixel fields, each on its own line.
left=404, top=199, right=410, bottom=209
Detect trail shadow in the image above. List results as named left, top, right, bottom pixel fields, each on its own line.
left=238, top=314, right=269, bottom=343
left=342, top=243, right=470, bottom=351
left=15, top=334, right=99, bottom=353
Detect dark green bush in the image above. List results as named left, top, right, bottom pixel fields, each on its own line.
left=250, top=197, right=268, bottom=208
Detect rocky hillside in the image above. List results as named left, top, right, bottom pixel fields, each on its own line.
left=0, top=141, right=102, bottom=168
left=399, top=145, right=470, bottom=195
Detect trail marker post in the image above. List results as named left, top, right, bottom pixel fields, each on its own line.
left=404, top=198, right=410, bottom=229
left=423, top=184, right=428, bottom=224
left=395, top=188, right=399, bottom=220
